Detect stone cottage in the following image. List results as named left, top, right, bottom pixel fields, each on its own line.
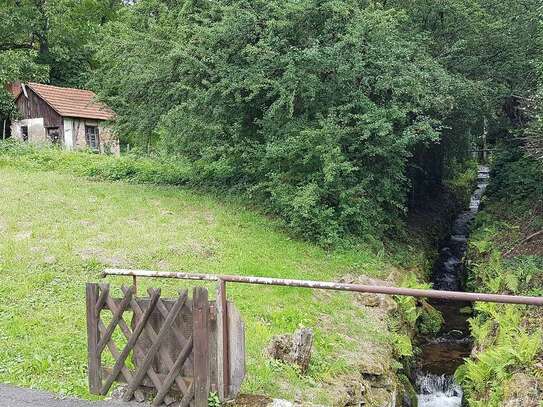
left=10, top=82, right=119, bottom=155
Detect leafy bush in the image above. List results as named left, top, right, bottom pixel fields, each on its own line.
left=0, top=140, right=193, bottom=186
left=460, top=172, right=543, bottom=406
left=93, top=1, right=469, bottom=244
left=456, top=303, right=542, bottom=407
left=392, top=273, right=443, bottom=347
left=487, top=146, right=543, bottom=203
left=444, top=159, right=479, bottom=206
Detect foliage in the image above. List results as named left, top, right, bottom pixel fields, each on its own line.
left=389, top=273, right=443, bottom=358
left=92, top=0, right=473, bottom=244
left=444, top=158, right=479, bottom=206
left=207, top=392, right=221, bottom=407
left=0, top=0, right=122, bottom=119
left=461, top=154, right=543, bottom=406
left=487, top=145, right=543, bottom=203
left=455, top=303, right=542, bottom=406
left=0, top=140, right=193, bottom=186
left=0, top=163, right=418, bottom=403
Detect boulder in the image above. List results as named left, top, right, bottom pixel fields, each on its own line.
left=266, top=328, right=314, bottom=374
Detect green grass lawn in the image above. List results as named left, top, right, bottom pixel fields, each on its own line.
left=0, top=160, right=416, bottom=403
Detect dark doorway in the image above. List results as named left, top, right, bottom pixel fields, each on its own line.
left=47, top=127, right=62, bottom=146
left=21, top=125, right=28, bottom=142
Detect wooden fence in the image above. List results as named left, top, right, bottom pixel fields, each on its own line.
left=86, top=283, right=244, bottom=406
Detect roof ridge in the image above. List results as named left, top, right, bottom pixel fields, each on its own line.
left=27, top=82, right=96, bottom=94
left=22, top=82, right=114, bottom=121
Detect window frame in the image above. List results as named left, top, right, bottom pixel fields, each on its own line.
left=85, top=125, right=100, bottom=152
left=21, top=125, right=28, bottom=142
left=47, top=127, right=61, bottom=145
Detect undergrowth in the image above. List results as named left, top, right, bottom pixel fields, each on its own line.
left=458, top=148, right=543, bottom=406
left=0, top=147, right=432, bottom=403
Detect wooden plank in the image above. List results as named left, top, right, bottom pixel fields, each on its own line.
left=121, top=288, right=190, bottom=397
left=152, top=336, right=193, bottom=406
left=193, top=287, right=210, bottom=407
left=227, top=303, right=245, bottom=398
left=216, top=280, right=229, bottom=400
left=208, top=303, right=218, bottom=394
left=100, top=288, right=161, bottom=395
left=86, top=283, right=101, bottom=394
left=122, top=290, right=188, bottom=402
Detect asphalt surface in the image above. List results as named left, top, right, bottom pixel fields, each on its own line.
left=0, top=385, right=145, bottom=407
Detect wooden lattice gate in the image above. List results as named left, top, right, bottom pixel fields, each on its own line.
left=86, top=283, right=245, bottom=406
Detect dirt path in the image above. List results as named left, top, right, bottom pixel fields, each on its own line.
left=0, top=385, right=145, bottom=407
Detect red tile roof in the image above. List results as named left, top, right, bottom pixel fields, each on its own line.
left=22, top=82, right=115, bottom=121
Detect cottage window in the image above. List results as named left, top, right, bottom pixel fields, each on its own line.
left=47, top=128, right=61, bottom=145
left=21, top=126, right=28, bottom=142
left=85, top=126, right=100, bottom=151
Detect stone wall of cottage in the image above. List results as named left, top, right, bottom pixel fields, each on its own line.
left=11, top=118, right=48, bottom=144
left=64, top=118, right=120, bottom=156
left=10, top=117, right=119, bottom=156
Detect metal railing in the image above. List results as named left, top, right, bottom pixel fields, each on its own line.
left=103, top=268, right=543, bottom=306
left=101, top=267, right=543, bottom=398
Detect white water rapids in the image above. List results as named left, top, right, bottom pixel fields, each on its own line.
left=416, top=373, right=463, bottom=407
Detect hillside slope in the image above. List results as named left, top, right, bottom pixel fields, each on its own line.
left=0, top=153, right=427, bottom=405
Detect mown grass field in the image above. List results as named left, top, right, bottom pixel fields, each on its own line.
left=0, top=148, right=422, bottom=403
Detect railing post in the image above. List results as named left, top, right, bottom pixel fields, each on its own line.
left=86, top=283, right=102, bottom=394
left=193, top=287, right=210, bottom=407
left=216, top=279, right=230, bottom=399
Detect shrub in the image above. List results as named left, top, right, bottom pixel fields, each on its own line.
left=0, top=140, right=193, bottom=187
left=93, top=1, right=467, bottom=244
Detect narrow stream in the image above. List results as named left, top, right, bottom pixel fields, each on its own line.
left=415, top=166, right=490, bottom=407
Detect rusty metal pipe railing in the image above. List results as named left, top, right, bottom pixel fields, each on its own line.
left=103, top=268, right=543, bottom=306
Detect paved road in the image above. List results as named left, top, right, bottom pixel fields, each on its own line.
left=0, top=385, right=145, bottom=407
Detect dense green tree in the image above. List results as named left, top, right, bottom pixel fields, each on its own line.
left=0, top=0, right=123, bottom=130
left=93, top=0, right=471, bottom=242
left=0, top=0, right=122, bottom=87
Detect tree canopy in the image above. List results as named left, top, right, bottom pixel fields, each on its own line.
left=2, top=0, right=542, bottom=243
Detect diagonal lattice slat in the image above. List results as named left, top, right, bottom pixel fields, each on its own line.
left=96, top=286, right=133, bottom=354
left=103, top=291, right=165, bottom=393
left=100, top=288, right=162, bottom=395
left=86, top=283, right=214, bottom=407
left=123, top=286, right=191, bottom=397
left=97, top=319, right=145, bottom=402
left=122, top=290, right=188, bottom=402
left=152, top=336, right=194, bottom=406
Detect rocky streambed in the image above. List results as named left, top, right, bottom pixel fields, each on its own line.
left=414, top=166, right=490, bottom=407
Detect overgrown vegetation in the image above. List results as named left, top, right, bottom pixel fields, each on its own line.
left=0, top=149, right=430, bottom=402
left=4, top=0, right=541, bottom=244
left=458, top=149, right=543, bottom=406
left=2, top=0, right=543, bottom=403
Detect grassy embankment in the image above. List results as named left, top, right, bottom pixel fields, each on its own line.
left=458, top=149, right=543, bottom=406
left=0, top=143, right=430, bottom=404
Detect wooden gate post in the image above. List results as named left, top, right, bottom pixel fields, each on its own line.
left=193, top=287, right=210, bottom=407
left=86, top=283, right=101, bottom=394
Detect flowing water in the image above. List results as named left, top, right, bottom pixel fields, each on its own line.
left=415, top=166, right=490, bottom=407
